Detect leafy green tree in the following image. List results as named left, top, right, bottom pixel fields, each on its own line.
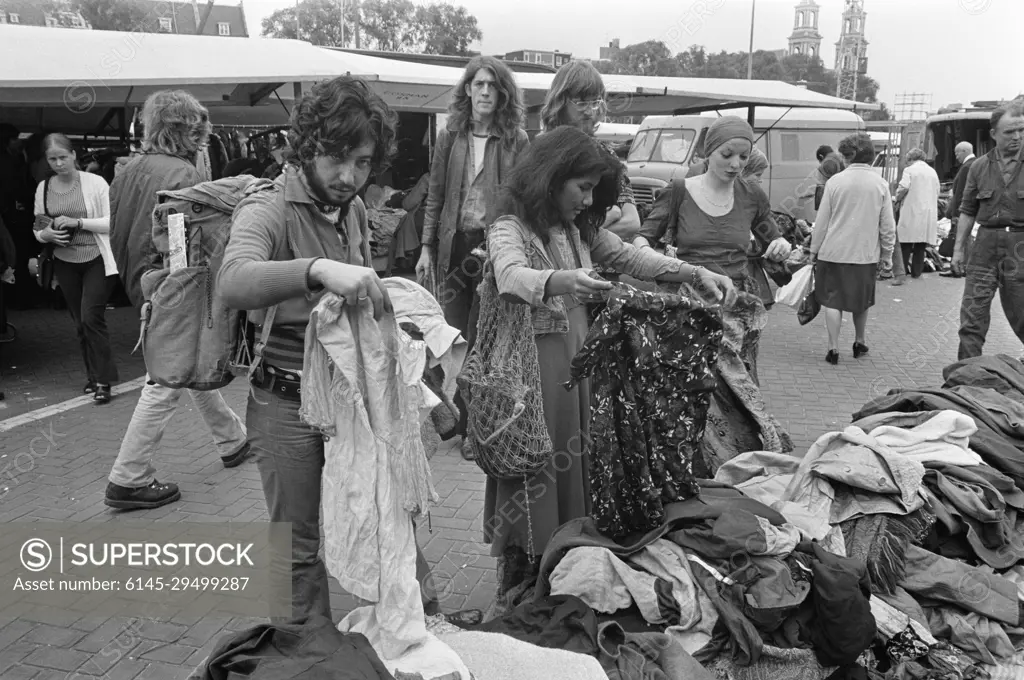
left=68, top=0, right=150, bottom=32
left=413, top=3, right=481, bottom=56
left=358, top=0, right=418, bottom=52
left=261, top=0, right=481, bottom=55
left=260, top=0, right=356, bottom=46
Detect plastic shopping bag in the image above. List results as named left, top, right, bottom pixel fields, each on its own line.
left=774, top=264, right=813, bottom=308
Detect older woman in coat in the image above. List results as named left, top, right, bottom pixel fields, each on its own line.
left=810, top=133, right=896, bottom=365
left=895, top=148, right=940, bottom=278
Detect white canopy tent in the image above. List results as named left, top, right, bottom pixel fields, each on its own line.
left=513, top=71, right=879, bottom=117
left=0, top=25, right=461, bottom=135
left=0, top=24, right=877, bottom=137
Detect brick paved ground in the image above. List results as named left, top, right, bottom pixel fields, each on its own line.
left=0, top=272, right=1020, bottom=678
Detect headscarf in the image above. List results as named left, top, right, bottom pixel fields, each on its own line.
left=742, top=148, right=769, bottom=179
left=702, top=116, right=755, bottom=158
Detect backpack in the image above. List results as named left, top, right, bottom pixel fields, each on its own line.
left=134, top=175, right=280, bottom=391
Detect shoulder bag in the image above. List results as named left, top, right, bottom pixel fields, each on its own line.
left=36, top=177, right=56, bottom=292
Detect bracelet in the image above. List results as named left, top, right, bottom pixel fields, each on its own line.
left=690, top=265, right=705, bottom=289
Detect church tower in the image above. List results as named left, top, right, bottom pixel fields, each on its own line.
left=835, top=0, right=869, bottom=99
left=788, top=0, right=822, bottom=59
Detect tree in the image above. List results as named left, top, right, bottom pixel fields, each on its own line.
left=70, top=0, right=150, bottom=32
left=261, top=0, right=482, bottom=55
left=414, top=3, right=481, bottom=56
left=260, top=0, right=356, bottom=46
left=863, top=102, right=893, bottom=122
left=358, top=0, right=418, bottom=52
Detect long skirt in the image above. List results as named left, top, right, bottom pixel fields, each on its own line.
left=482, top=303, right=591, bottom=614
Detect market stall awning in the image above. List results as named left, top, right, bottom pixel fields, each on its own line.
left=513, top=72, right=880, bottom=116
left=0, top=25, right=459, bottom=134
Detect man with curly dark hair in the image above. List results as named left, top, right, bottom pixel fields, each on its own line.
left=415, top=55, right=530, bottom=460
left=218, top=75, right=407, bottom=621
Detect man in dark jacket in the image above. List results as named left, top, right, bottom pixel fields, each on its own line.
left=105, top=90, right=251, bottom=511
left=414, top=56, right=530, bottom=460
left=940, top=141, right=977, bottom=278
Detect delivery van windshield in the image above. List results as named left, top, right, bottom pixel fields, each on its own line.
left=628, top=128, right=697, bottom=164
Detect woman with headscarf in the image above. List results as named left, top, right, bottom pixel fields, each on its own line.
left=540, top=60, right=641, bottom=243
left=633, top=116, right=794, bottom=473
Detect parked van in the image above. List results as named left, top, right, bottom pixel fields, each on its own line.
left=625, top=107, right=866, bottom=222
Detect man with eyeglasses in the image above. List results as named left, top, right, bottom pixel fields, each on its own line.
left=416, top=56, right=530, bottom=461
left=952, top=100, right=1024, bottom=359
left=540, top=60, right=642, bottom=242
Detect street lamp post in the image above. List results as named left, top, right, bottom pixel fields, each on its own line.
left=747, top=0, right=756, bottom=79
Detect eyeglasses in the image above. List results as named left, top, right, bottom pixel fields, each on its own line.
left=570, top=99, right=605, bottom=112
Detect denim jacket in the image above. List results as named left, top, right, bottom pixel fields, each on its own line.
left=421, top=127, right=530, bottom=273
left=487, top=215, right=684, bottom=335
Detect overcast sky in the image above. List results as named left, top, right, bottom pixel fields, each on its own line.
left=242, top=0, right=1023, bottom=113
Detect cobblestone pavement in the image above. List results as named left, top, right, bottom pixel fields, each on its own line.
left=0, top=273, right=1020, bottom=678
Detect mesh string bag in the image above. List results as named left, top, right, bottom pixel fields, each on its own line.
left=457, top=264, right=553, bottom=481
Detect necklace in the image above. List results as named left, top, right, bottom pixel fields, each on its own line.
left=699, top=176, right=733, bottom=208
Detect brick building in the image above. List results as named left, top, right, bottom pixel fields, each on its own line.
left=504, top=48, right=572, bottom=69
left=0, top=0, right=248, bottom=37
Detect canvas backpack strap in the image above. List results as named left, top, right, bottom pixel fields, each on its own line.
left=245, top=184, right=291, bottom=382
left=247, top=304, right=278, bottom=382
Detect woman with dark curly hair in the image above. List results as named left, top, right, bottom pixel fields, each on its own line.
left=481, top=126, right=735, bottom=614
left=416, top=55, right=530, bottom=460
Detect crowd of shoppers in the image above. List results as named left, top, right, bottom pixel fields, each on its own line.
left=2, top=57, right=1015, bottom=632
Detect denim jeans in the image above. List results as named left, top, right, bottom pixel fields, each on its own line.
left=108, top=378, right=247, bottom=487
left=957, top=227, right=1024, bottom=360
left=247, top=385, right=439, bottom=623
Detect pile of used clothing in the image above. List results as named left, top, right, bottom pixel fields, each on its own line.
left=440, top=355, right=1024, bottom=680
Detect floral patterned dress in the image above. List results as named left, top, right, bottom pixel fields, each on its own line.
left=566, top=283, right=723, bottom=537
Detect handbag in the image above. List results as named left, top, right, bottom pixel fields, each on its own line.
left=36, top=177, right=56, bottom=291
left=797, top=266, right=821, bottom=325
left=938, top=224, right=957, bottom=258
left=457, top=242, right=553, bottom=481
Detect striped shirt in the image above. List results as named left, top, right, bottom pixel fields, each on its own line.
left=41, top=176, right=100, bottom=264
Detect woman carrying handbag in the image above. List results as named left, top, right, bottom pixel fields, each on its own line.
left=33, top=134, right=119, bottom=403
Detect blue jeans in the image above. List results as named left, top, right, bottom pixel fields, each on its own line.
left=958, top=227, right=1024, bottom=360
left=248, top=385, right=439, bottom=622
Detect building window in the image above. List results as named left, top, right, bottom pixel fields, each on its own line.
left=217, top=22, right=230, bottom=36
left=9, top=13, right=20, bottom=23
left=158, top=17, right=172, bottom=31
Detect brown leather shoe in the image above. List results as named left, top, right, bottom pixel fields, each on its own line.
left=460, top=438, right=476, bottom=461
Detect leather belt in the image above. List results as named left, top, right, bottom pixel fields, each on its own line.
left=979, top=225, right=1024, bottom=232
left=251, top=365, right=302, bottom=400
